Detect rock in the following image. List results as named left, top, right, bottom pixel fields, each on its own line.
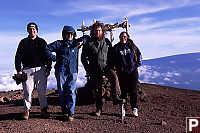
left=0, top=96, right=11, bottom=103
left=0, top=96, right=4, bottom=102
left=161, top=120, right=167, bottom=126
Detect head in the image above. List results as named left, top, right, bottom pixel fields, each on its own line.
left=62, top=26, right=76, bottom=41
left=27, top=22, right=38, bottom=39
left=90, top=22, right=105, bottom=40
left=119, top=31, right=130, bottom=44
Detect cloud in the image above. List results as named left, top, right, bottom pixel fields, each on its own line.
left=50, top=0, right=200, bottom=19
left=0, top=63, right=87, bottom=92
left=0, top=32, right=24, bottom=45
left=170, top=61, right=176, bottom=64
left=135, top=17, right=200, bottom=32
left=195, top=68, right=200, bottom=72
left=164, top=77, right=170, bottom=81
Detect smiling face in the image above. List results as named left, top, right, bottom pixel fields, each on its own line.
left=120, top=32, right=128, bottom=44
left=27, top=24, right=37, bottom=39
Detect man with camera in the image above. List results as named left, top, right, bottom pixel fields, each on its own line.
left=14, top=22, right=51, bottom=120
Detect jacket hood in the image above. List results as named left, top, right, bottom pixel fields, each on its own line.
left=62, top=26, right=76, bottom=40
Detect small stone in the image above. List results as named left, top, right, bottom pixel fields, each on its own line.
left=161, top=120, right=167, bottom=126
left=0, top=96, right=5, bottom=103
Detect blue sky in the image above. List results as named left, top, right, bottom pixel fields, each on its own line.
left=1, top=0, right=200, bottom=70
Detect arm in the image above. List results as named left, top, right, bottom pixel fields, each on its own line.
left=15, top=41, right=23, bottom=73
left=42, top=39, right=52, bottom=76
left=136, top=46, right=142, bottom=67
left=127, top=39, right=142, bottom=67
left=81, top=43, right=90, bottom=73
left=45, top=41, right=59, bottom=62
left=107, top=47, right=115, bottom=69
left=74, top=35, right=90, bottom=49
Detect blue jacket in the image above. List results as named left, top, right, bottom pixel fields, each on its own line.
left=45, top=40, right=79, bottom=74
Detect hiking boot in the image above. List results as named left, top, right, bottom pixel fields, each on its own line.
left=23, top=110, right=30, bottom=120
left=132, top=108, right=138, bottom=117
left=41, top=107, right=49, bottom=118
left=95, top=109, right=101, bottom=116
left=68, top=114, right=74, bottom=122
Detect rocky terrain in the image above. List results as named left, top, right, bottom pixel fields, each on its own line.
left=0, top=83, right=200, bottom=133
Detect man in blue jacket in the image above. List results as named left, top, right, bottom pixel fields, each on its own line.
left=45, top=26, right=79, bottom=121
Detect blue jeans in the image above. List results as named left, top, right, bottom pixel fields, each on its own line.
left=55, top=70, right=77, bottom=115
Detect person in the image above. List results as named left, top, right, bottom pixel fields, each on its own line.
left=45, top=26, right=81, bottom=121
left=109, top=31, right=142, bottom=117
left=15, top=22, right=52, bottom=120
left=81, top=22, right=122, bottom=116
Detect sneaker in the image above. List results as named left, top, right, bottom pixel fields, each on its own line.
left=23, top=110, right=30, bottom=120
left=41, top=107, right=49, bottom=118
left=132, top=108, right=138, bottom=117
left=68, top=114, right=74, bottom=122
left=95, top=109, right=101, bottom=116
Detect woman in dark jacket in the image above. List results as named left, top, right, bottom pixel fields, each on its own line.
left=110, top=31, right=142, bottom=117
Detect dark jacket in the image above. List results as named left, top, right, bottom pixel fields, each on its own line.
left=109, top=39, right=141, bottom=74
left=81, top=37, right=112, bottom=75
left=15, top=36, right=52, bottom=72
left=45, top=40, right=79, bottom=74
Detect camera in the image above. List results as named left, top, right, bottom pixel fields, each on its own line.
left=12, top=72, right=27, bottom=85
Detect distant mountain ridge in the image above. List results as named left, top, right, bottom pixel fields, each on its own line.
left=139, top=52, right=200, bottom=90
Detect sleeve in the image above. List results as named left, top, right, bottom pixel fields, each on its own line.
left=42, top=39, right=52, bottom=70
left=107, top=46, right=115, bottom=69
left=15, top=40, right=23, bottom=72
left=132, top=41, right=142, bottom=67
left=81, top=42, right=90, bottom=72
left=45, top=41, right=59, bottom=62
left=136, top=46, right=142, bottom=67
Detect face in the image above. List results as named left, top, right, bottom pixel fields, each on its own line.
left=120, top=33, right=128, bottom=44
left=27, top=24, right=37, bottom=39
left=94, top=26, right=103, bottom=39
left=65, top=32, right=74, bottom=40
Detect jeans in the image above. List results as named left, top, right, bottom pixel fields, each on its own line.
left=55, top=70, right=77, bottom=115
left=22, top=66, right=48, bottom=111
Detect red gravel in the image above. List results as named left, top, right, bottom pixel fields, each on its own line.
left=0, top=83, right=200, bottom=133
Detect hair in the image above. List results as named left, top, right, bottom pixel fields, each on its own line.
left=118, top=31, right=141, bottom=62
left=119, top=31, right=130, bottom=39
left=27, top=22, right=38, bottom=32
left=90, top=21, right=106, bottom=38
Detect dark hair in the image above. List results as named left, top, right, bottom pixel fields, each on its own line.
left=90, top=21, right=106, bottom=38
left=27, top=22, right=38, bottom=32
left=119, top=31, right=130, bottom=39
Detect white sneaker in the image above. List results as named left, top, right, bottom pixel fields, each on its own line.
left=132, top=108, right=138, bottom=117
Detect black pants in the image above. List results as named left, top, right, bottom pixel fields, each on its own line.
left=89, top=68, right=121, bottom=111
left=117, top=69, right=138, bottom=109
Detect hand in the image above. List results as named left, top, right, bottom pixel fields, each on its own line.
left=77, top=41, right=83, bottom=47
left=17, top=71, right=22, bottom=76
left=45, top=69, right=51, bottom=77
